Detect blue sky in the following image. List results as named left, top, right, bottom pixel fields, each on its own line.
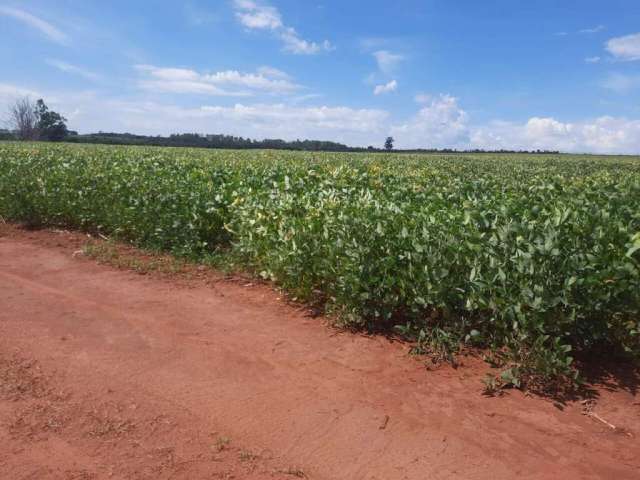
left=2, top=0, right=640, bottom=153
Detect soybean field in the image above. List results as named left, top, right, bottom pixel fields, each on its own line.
left=1, top=142, right=639, bottom=386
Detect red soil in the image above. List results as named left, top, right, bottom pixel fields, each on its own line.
left=1, top=224, right=638, bottom=479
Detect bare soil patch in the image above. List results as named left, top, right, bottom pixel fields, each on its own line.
left=1, top=224, right=639, bottom=479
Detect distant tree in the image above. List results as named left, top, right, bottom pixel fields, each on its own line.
left=35, top=99, right=68, bottom=141
left=6, top=97, right=39, bottom=140
left=384, top=136, right=394, bottom=151
left=0, top=129, right=14, bottom=141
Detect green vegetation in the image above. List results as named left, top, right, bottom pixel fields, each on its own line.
left=5, top=98, right=68, bottom=142
left=1, top=142, right=639, bottom=387
left=66, top=132, right=356, bottom=152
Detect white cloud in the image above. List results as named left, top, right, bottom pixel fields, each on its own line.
left=101, top=101, right=388, bottom=145
left=391, top=92, right=640, bottom=154
left=45, top=59, right=101, bottom=81
left=585, top=56, right=601, bottom=64
left=234, top=0, right=282, bottom=30
left=199, top=103, right=387, bottom=132
left=575, top=117, right=640, bottom=153
left=0, top=82, right=387, bottom=145
left=0, top=6, right=69, bottom=45
left=0, top=84, right=42, bottom=113
left=3, top=81, right=640, bottom=154
left=0, top=83, right=67, bottom=128
left=524, top=117, right=573, bottom=141
left=414, top=93, right=431, bottom=104
left=373, top=50, right=404, bottom=74
left=471, top=116, right=640, bottom=154
left=606, top=33, right=640, bottom=61
left=279, top=27, right=333, bottom=54
left=135, top=64, right=301, bottom=96
left=233, top=0, right=332, bottom=55
left=373, top=80, right=397, bottom=95
left=580, top=25, right=605, bottom=34
left=256, top=66, right=290, bottom=79
left=391, top=94, right=470, bottom=149
left=601, top=72, right=640, bottom=93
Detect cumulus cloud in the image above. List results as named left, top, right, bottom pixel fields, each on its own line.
left=99, top=101, right=387, bottom=146
left=0, top=6, right=69, bottom=45
left=233, top=0, right=332, bottom=54
left=373, top=50, right=404, bottom=74
left=3, top=80, right=640, bottom=154
left=585, top=56, right=601, bottom=64
left=45, top=59, right=101, bottom=81
left=471, top=116, right=640, bottom=154
left=135, top=64, right=301, bottom=96
left=373, top=80, right=397, bottom=95
left=391, top=94, right=470, bottom=149
left=522, top=117, right=574, bottom=150
left=234, top=0, right=282, bottom=29
left=199, top=103, right=387, bottom=132
left=606, top=33, right=640, bottom=61
left=390, top=93, right=640, bottom=154
left=0, top=82, right=386, bottom=145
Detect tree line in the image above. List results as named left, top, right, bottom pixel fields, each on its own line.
left=4, top=97, right=69, bottom=142
left=67, top=132, right=357, bottom=152
left=2, top=97, right=560, bottom=154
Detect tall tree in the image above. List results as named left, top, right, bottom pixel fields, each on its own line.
left=6, top=97, right=39, bottom=141
left=384, top=136, right=394, bottom=151
left=35, top=99, right=68, bottom=142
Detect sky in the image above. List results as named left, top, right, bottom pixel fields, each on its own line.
left=2, top=0, right=640, bottom=153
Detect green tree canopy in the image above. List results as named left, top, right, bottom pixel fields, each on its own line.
left=384, top=136, right=394, bottom=151
left=35, top=99, right=68, bottom=142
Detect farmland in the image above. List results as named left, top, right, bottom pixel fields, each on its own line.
left=1, top=142, right=639, bottom=386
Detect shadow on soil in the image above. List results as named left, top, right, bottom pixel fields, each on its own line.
left=537, top=358, right=640, bottom=410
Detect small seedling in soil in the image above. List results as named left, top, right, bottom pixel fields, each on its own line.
left=214, top=436, right=231, bottom=452
left=239, top=450, right=259, bottom=462
left=280, top=467, right=306, bottom=477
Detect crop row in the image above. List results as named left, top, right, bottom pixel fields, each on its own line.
left=1, top=142, right=639, bottom=386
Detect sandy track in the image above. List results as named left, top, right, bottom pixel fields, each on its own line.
left=0, top=226, right=638, bottom=479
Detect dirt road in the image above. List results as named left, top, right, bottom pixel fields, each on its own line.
left=1, top=226, right=638, bottom=479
